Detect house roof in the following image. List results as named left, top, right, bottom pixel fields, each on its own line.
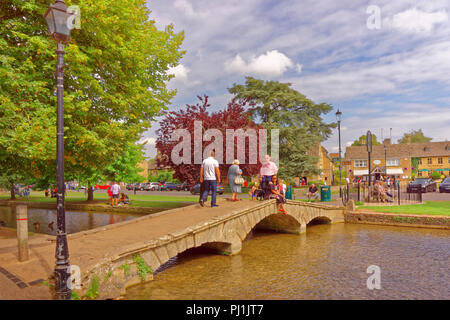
left=345, top=141, right=450, bottom=160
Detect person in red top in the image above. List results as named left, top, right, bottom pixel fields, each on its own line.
left=107, top=186, right=113, bottom=206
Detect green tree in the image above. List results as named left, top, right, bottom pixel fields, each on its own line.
left=228, top=77, right=335, bottom=180
left=398, top=129, right=432, bottom=144
left=0, top=0, right=184, bottom=199
left=351, top=134, right=381, bottom=146
left=103, top=143, right=146, bottom=184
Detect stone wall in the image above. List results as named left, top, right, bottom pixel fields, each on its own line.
left=345, top=211, right=450, bottom=229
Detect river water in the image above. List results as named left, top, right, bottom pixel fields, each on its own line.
left=0, top=206, right=144, bottom=235
left=125, top=223, right=449, bottom=300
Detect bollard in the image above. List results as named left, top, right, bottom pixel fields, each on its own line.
left=16, top=205, right=29, bottom=262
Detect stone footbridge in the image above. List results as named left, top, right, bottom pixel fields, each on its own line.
left=0, top=199, right=344, bottom=299
left=77, top=199, right=344, bottom=299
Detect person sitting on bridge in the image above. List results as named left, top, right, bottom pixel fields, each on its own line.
left=307, top=184, right=319, bottom=202
left=269, top=175, right=286, bottom=214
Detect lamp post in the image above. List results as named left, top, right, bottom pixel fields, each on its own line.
left=384, top=144, right=387, bottom=175
left=44, top=0, right=74, bottom=300
left=336, top=109, right=342, bottom=198
left=367, top=130, right=373, bottom=187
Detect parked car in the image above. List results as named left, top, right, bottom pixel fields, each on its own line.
left=190, top=183, right=225, bottom=195
left=144, top=182, right=162, bottom=191
left=407, top=178, right=437, bottom=193
left=126, top=184, right=134, bottom=191
left=164, top=182, right=179, bottom=191
left=439, top=177, right=450, bottom=193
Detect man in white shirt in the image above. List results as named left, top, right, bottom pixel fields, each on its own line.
left=110, top=181, right=121, bottom=207
left=200, top=151, right=221, bottom=207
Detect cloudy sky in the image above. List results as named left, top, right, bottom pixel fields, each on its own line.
left=141, top=0, right=450, bottom=158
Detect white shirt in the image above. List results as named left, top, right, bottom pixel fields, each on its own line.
left=282, top=184, right=287, bottom=194
left=111, top=184, right=121, bottom=195
left=201, top=157, right=219, bottom=180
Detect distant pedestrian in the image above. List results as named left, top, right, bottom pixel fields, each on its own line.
left=107, top=186, right=113, bottom=206
left=227, top=159, right=243, bottom=201
left=200, top=150, right=220, bottom=208
left=110, top=181, right=121, bottom=207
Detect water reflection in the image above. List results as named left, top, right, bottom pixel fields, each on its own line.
left=0, top=206, right=142, bottom=235
left=126, top=224, right=449, bottom=300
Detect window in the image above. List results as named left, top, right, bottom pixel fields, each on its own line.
left=438, top=158, right=443, bottom=164
left=354, top=160, right=368, bottom=167
left=448, top=157, right=450, bottom=164
left=386, top=159, right=400, bottom=166
left=418, top=159, right=422, bottom=165
left=428, top=158, right=432, bottom=165
left=418, top=171, right=422, bottom=177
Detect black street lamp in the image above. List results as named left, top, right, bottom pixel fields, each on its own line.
left=384, top=144, right=387, bottom=175
left=44, top=0, right=74, bottom=300
left=336, top=109, right=342, bottom=198
left=367, top=130, right=373, bottom=187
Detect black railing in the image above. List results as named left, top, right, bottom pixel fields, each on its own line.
left=343, top=181, right=423, bottom=205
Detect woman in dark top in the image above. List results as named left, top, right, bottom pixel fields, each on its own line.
left=269, top=175, right=286, bottom=214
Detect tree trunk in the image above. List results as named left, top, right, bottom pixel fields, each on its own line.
left=10, top=184, right=16, bottom=200
left=87, top=186, right=94, bottom=202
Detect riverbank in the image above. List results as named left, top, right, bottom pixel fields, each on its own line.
left=0, top=199, right=192, bottom=214
left=346, top=210, right=450, bottom=229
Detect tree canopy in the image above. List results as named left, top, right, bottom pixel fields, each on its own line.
left=156, top=96, right=261, bottom=187
left=398, top=129, right=432, bottom=144
left=228, top=77, right=335, bottom=180
left=351, top=134, right=381, bottom=146
left=0, top=0, right=184, bottom=199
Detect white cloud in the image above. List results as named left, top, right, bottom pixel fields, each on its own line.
left=168, top=64, right=190, bottom=82
left=388, top=8, right=449, bottom=33
left=296, top=64, right=303, bottom=73
left=173, top=0, right=196, bottom=18
left=140, top=137, right=157, bottom=159
left=288, top=41, right=450, bottom=101
left=225, top=50, right=295, bottom=77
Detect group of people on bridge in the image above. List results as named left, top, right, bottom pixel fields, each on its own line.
left=198, top=152, right=287, bottom=214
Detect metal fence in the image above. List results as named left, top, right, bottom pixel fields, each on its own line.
left=342, top=182, right=422, bottom=206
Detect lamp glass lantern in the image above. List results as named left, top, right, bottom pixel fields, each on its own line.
left=335, top=109, right=342, bottom=122
left=44, top=1, right=73, bottom=42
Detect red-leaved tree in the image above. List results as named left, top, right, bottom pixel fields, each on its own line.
left=156, top=96, right=262, bottom=187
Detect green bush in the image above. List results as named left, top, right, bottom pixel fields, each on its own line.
left=431, top=171, right=442, bottom=180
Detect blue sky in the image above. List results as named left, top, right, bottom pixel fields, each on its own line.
left=141, top=0, right=450, bottom=158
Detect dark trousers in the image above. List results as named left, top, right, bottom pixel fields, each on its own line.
left=199, top=182, right=206, bottom=202
left=201, top=180, right=217, bottom=206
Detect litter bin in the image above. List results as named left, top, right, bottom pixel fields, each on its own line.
left=320, top=185, right=331, bottom=202
left=285, top=186, right=293, bottom=200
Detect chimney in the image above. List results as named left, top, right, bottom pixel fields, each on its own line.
left=383, top=138, right=391, bottom=145
left=407, top=135, right=411, bottom=144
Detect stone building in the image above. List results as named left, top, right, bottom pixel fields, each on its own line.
left=344, top=139, right=450, bottom=181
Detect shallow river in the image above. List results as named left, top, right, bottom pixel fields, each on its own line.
left=125, top=223, right=449, bottom=300
left=0, top=206, right=142, bottom=235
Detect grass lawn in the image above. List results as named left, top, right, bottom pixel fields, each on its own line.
left=0, top=191, right=198, bottom=207
left=359, top=201, right=450, bottom=216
